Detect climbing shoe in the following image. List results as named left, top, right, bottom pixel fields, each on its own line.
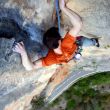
left=91, top=38, right=100, bottom=47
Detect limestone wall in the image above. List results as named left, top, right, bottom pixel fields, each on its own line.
left=0, top=0, right=110, bottom=110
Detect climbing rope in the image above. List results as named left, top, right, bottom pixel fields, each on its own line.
left=55, top=0, right=61, bottom=34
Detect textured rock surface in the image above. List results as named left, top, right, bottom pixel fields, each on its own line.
left=0, top=0, right=110, bottom=110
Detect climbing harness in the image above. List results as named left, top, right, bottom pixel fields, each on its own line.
left=73, top=36, right=83, bottom=60
left=55, top=0, right=61, bottom=34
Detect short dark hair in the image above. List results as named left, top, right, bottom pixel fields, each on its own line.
left=43, top=27, right=61, bottom=49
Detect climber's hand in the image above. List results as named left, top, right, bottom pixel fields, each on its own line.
left=12, top=42, right=26, bottom=55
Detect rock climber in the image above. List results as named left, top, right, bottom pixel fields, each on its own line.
left=13, top=0, right=99, bottom=71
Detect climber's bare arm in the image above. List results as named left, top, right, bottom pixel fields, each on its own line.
left=59, top=0, right=82, bottom=36
left=13, top=42, right=42, bottom=71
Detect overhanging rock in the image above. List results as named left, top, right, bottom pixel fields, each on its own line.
left=0, top=0, right=110, bottom=110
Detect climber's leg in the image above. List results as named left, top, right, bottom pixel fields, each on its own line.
left=77, top=36, right=100, bottom=47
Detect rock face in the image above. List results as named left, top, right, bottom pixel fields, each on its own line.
left=0, top=0, right=110, bottom=110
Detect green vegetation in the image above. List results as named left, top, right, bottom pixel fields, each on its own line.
left=48, top=72, right=110, bottom=110
left=31, top=96, right=45, bottom=110
left=65, top=99, right=76, bottom=110
left=31, top=72, right=110, bottom=110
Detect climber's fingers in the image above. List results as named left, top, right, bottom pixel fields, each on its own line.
left=12, top=42, right=26, bottom=54
left=19, top=41, right=24, bottom=47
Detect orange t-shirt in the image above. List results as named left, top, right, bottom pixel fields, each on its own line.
left=42, top=33, right=78, bottom=66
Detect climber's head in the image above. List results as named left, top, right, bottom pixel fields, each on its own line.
left=43, top=27, right=61, bottom=49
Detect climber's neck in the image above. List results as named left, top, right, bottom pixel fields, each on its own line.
left=53, top=40, right=62, bottom=55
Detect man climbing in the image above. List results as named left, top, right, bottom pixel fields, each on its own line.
left=13, top=0, right=99, bottom=71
